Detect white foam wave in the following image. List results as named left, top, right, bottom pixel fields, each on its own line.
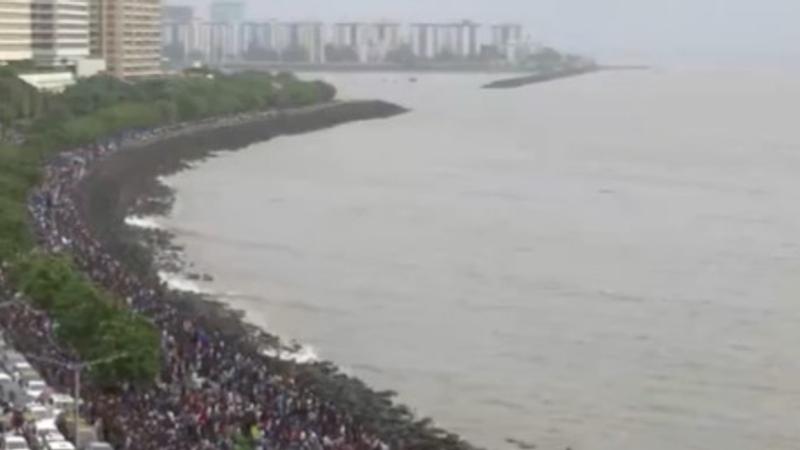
left=157, top=175, right=176, bottom=188
left=264, top=344, right=320, bottom=364
left=125, top=215, right=162, bottom=230
left=158, top=271, right=207, bottom=294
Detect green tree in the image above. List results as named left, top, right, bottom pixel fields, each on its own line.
left=90, top=314, right=161, bottom=386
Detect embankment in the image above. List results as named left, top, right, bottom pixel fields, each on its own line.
left=71, top=100, right=478, bottom=449
left=80, top=100, right=406, bottom=242
left=483, top=66, right=599, bottom=89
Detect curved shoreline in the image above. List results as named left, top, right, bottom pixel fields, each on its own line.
left=16, top=100, right=481, bottom=449
left=79, top=100, right=410, bottom=351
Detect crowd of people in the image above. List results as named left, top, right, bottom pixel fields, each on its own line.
left=0, top=118, right=397, bottom=450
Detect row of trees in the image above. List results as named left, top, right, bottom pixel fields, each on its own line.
left=24, top=71, right=336, bottom=152
left=0, top=70, right=338, bottom=385
left=8, top=254, right=161, bottom=384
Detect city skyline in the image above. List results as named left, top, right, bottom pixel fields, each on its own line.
left=169, top=0, right=800, bottom=66
left=161, top=11, right=543, bottom=68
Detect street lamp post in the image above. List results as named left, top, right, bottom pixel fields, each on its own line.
left=25, top=353, right=128, bottom=448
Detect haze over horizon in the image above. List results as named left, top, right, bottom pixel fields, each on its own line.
left=171, top=0, right=800, bottom=67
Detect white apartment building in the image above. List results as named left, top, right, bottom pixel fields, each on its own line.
left=91, top=0, right=161, bottom=78
left=291, top=22, right=325, bottom=63
left=454, top=21, right=480, bottom=58
left=238, top=21, right=275, bottom=56
left=161, top=5, right=196, bottom=61
left=492, top=23, right=522, bottom=51
left=333, top=22, right=401, bottom=63
left=0, top=0, right=33, bottom=62
left=31, top=0, right=90, bottom=67
left=197, top=21, right=236, bottom=63
left=410, top=23, right=440, bottom=59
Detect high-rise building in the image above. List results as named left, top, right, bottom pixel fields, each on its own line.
left=238, top=21, right=275, bottom=57
left=411, top=23, right=463, bottom=60
left=163, top=4, right=191, bottom=23
left=288, top=22, right=324, bottom=64
left=0, top=0, right=33, bottom=62
left=162, top=5, right=195, bottom=62
left=454, top=20, right=480, bottom=59
left=198, top=21, right=236, bottom=63
left=491, top=23, right=523, bottom=50
left=210, top=0, right=244, bottom=24
left=91, top=0, right=161, bottom=78
left=432, top=24, right=460, bottom=57
left=206, top=1, right=244, bottom=60
left=31, top=0, right=91, bottom=67
left=333, top=22, right=401, bottom=63
left=410, top=23, right=434, bottom=59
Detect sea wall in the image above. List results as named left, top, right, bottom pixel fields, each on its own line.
left=483, top=66, right=599, bottom=89
left=79, top=100, right=406, bottom=242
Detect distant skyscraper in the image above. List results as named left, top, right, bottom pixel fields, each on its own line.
left=455, top=21, right=480, bottom=58
left=206, top=1, right=245, bottom=60
left=333, top=22, right=401, bottom=63
left=162, top=5, right=195, bottom=62
left=210, top=0, right=244, bottom=24
left=491, top=24, right=523, bottom=50
left=410, top=23, right=435, bottom=59
left=238, top=21, right=275, bottom=56
left=285, top=22, right=325, bottom=64
left=199, top=21, right=236, bottom=63
left=163, top=4, right=193, bottom=23
left=91, top=0, right=162, bottom=78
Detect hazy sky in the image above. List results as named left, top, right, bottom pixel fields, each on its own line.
left=176, top=0, right=800, bottom=65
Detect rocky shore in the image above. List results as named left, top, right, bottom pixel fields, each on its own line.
left=78, top=100, right=410, bottom=350
left=6, top=99, right=483, bottom=449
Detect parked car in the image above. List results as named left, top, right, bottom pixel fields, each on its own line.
left=85, top=443, right=114, bottom=450
left=46, top=394, right=75, bottom=416
left=1, top=435, right=30, bottom=450
left=0, top=352, right=25, bottom=372
left=43, top=441, right=75, bottom=450
left=24, top=403, right=50, bottom=421
left=35, top=418, right=61, bottom=442
left=22, top=379, right=46, bottom=402
left=12, top=364, right=40, bottom=386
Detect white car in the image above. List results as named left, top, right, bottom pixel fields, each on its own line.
left=0, top=352, right=25, bottom=372
left=44, top=442, right=75, bottom=450
left=86, top=443, right=114, bottom=450
left=24, top=403, right=50, bottom=421
left=48, top=393, right=76, bottom=416
left=14, top=365, right=40, bottom=385
left=2, top=435, right=30, bottom=450
left=11, top=362, right=32, bottom=373
left=35, top=418, right=61, bottom=440
left=23, top=379, right=47, bottom=401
